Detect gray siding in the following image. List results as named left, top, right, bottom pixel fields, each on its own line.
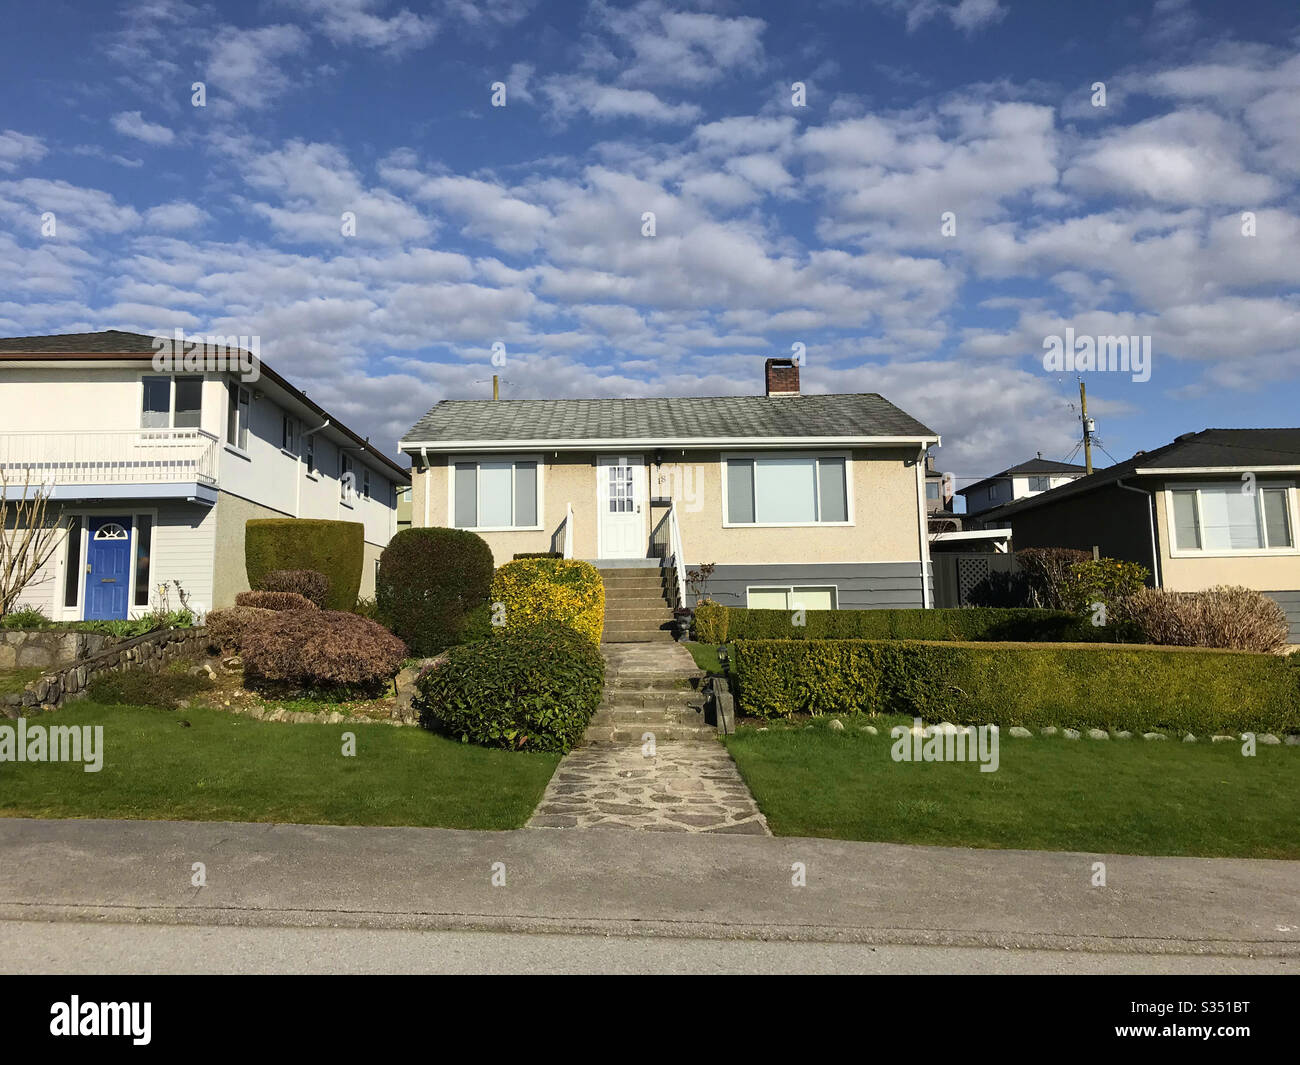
left=691, top=562, right=929, bottom=610
left=1263, top=591, right=1300, bottom=643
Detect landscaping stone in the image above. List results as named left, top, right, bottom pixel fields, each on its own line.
left=1183, top=733, right=1197, bottom=743
left=1258, top=733, right=1281, bottom=745
left=827, top=719, right=844, bottom=732
left=860, top=725, right=878, bottom=734
left=1286, top=735, right=1300, bottom=746
left=1087, top=728, right=1109, bottom=740
left=1062, top=728, right=1080, bottom=740
left=1039, top=726, right=1058, bottom=736
left=1114, top=730, right=1133, bottom=739
left=1142, top=732, right=1166, bottom=741
left=1211, top=734, right=1235, bottom=743
left=1008, top=726, right=1032, bottom=738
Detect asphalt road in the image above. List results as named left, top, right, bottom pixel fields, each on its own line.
left=2, top=920, right=1294, bottom=974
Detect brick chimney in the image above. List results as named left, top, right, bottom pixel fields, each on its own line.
left=764, top=357, right=800, bottom=397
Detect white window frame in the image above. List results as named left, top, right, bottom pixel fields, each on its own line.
left=304, top=433, right=317, bottom=479
left=53, top=507, right=161, bottom=622
left=744, top=585, right=839, bottom=610
left=721, top=450, right=853, bottom=528
left=226, top=382, right=251, bottom=453
left=1027, top=475, right=1050, bottom=491
left=1164, top=480, right=1299, bottom=558
left=281, top=412, right=301, bottom=457
left=139, top=374, right=205, bottom=434
left=362, top=466, right=371, bottom=501
left=447, top=453, right=545, bottom=532
left=340, top=452, right=354, bottom=506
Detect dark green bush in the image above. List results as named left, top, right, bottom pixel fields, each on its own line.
left=730, top=638, right=1300, bottom=734
left=717, top=606, right=1129, bottom=643
left=413, top=625, right=604, bottom=752
left=245, top=520, right=363, bottom=611
left=513, top=551, right=563, bottom=559
left=87, top=669, right=211, bottom=709
left=375, top=527, right=495, bottom=655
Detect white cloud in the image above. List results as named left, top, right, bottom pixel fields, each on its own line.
left=540, top=76, right=702, bottom=124
left=110, top=111, right=176, bottom=146
left=0, top=130, right=46, bottom=172
left=205, top=25, right=311, bottom=110
left=281, top=0, right=437, bottom=53
left=144, top=201, right=208, bottom=231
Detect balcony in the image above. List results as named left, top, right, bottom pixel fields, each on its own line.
left=0, top=428, right=219, bottom=501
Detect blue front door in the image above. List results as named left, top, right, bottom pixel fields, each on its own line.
left=85, top=517, right=132, bottom=620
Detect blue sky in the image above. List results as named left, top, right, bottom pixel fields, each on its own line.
left=1, top=0, right=1297, bottom=496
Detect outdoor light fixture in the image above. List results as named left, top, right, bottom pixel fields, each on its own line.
left=654, top=449, right=664, bottom=466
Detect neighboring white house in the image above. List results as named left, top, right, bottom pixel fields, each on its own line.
left=0, top=331, right=409, bottom=620
left=959, top=455, right=1089, bottom=525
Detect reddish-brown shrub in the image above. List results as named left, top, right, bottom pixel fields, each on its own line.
left=1015, top=547, right=1091, bottom=609
left=241, top=610, right=407, bottom=695
left=257, top=568, right=331, bottom=607
left=1128, top=585, right=1290, bottom=653
left=204, top=606, right=275, bottom=651
left=235, top=590, right=319, bottom=611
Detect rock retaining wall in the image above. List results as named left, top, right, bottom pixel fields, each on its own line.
left=1, top=627, right=208, bottom=718
left=0, top=630, right=116, bottom=671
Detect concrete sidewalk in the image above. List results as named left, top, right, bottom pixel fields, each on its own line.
left=0, top=818, right=1297, bottom=955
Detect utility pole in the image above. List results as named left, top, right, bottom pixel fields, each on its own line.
left=1079, top=379, right=1093, bottom=474
left=492, top=374, right=499, bottom=401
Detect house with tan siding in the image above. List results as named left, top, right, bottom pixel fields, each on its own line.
left=989, top=428, right=1300, bottom=640
left=400, top=358, right=940, bottom=635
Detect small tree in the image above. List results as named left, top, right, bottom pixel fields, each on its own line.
left=0, top=469, right=65, bottom=616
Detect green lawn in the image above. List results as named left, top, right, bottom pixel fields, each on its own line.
left=726, top=716, right=1300, bottom=858
left=0, top=668, right=45, bottom=696
left=0, top=701, right=559, bottom=829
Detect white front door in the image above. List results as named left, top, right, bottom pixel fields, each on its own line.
left=597, top=454, right=646, bottom=558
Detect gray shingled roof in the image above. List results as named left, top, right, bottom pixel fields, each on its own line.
left=991, top=428, right=1300, bottom=519
left=401, top=394, right=937, bottom=446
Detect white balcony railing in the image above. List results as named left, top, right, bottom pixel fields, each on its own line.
left=0, top=428, right=220, bottom=487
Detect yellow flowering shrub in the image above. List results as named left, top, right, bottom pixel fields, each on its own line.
left=490, top=558, right=605, bottom=645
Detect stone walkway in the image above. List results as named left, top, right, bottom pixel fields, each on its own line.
left=527, top=741, right=770, bottom=834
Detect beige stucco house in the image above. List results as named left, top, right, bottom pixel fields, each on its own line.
left=399, top=359, right=940, bottom=612
left=992, top=428, right=1300, bottom=639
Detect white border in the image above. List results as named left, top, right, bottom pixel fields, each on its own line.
left=445, top=453, right=546, bottom=533
left=1162, top=480, right=1300, bottom=558
left=720, top=450, right=854, bottom=528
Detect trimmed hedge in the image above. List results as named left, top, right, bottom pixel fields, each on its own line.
left=235, top=590, right=319, bottom=612
left=730, top=638, right=1300, bottom=734
left=245, top=519, right=364, bottom=611
left=256, top=568, right=330, bottom=607
left=241, top=609, right=407, bottom=697
left=708, top=606, right=1115, bottom=643
left=490, top=557, right=605, bottom=645
left=204, top=606, right=275, bottom=651
left=376, top=527, right=495, bottom=655
left=413, top=624, right=605, bottom=752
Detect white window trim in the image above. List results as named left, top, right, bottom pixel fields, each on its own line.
left=54, top=507, right=162, bottom=622
left=225, top=382, right=251, bottom=455
left=744, top=584, right=839, bottom=610
left=446, top=453, right=545, bottom=532
left=1164, top=480, right=1299, bottom=558
left=721, top=450, right=854, bottom=528
left=139, top=373, right=205, bottom=435
left=280, top=412, right=301, bottom=458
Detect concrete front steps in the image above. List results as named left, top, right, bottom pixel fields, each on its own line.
left=597, top=565, right=676, bottom=643
left=583, top=643, right=713, bottom=746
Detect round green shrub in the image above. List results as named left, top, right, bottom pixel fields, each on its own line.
left=245, top=519, right=364, bottom=611
left=413, top=624, right=605, bottom=751
left=376, top=527, right=495, bottom=655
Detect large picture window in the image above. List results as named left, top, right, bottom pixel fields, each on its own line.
left=226, top=382, right=250, bottom=449
left=725, top=455, right=848, bottom=525
left=453, top=459, right=539, bottom=530
left=1170, top=484, right=1295, bottom=553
